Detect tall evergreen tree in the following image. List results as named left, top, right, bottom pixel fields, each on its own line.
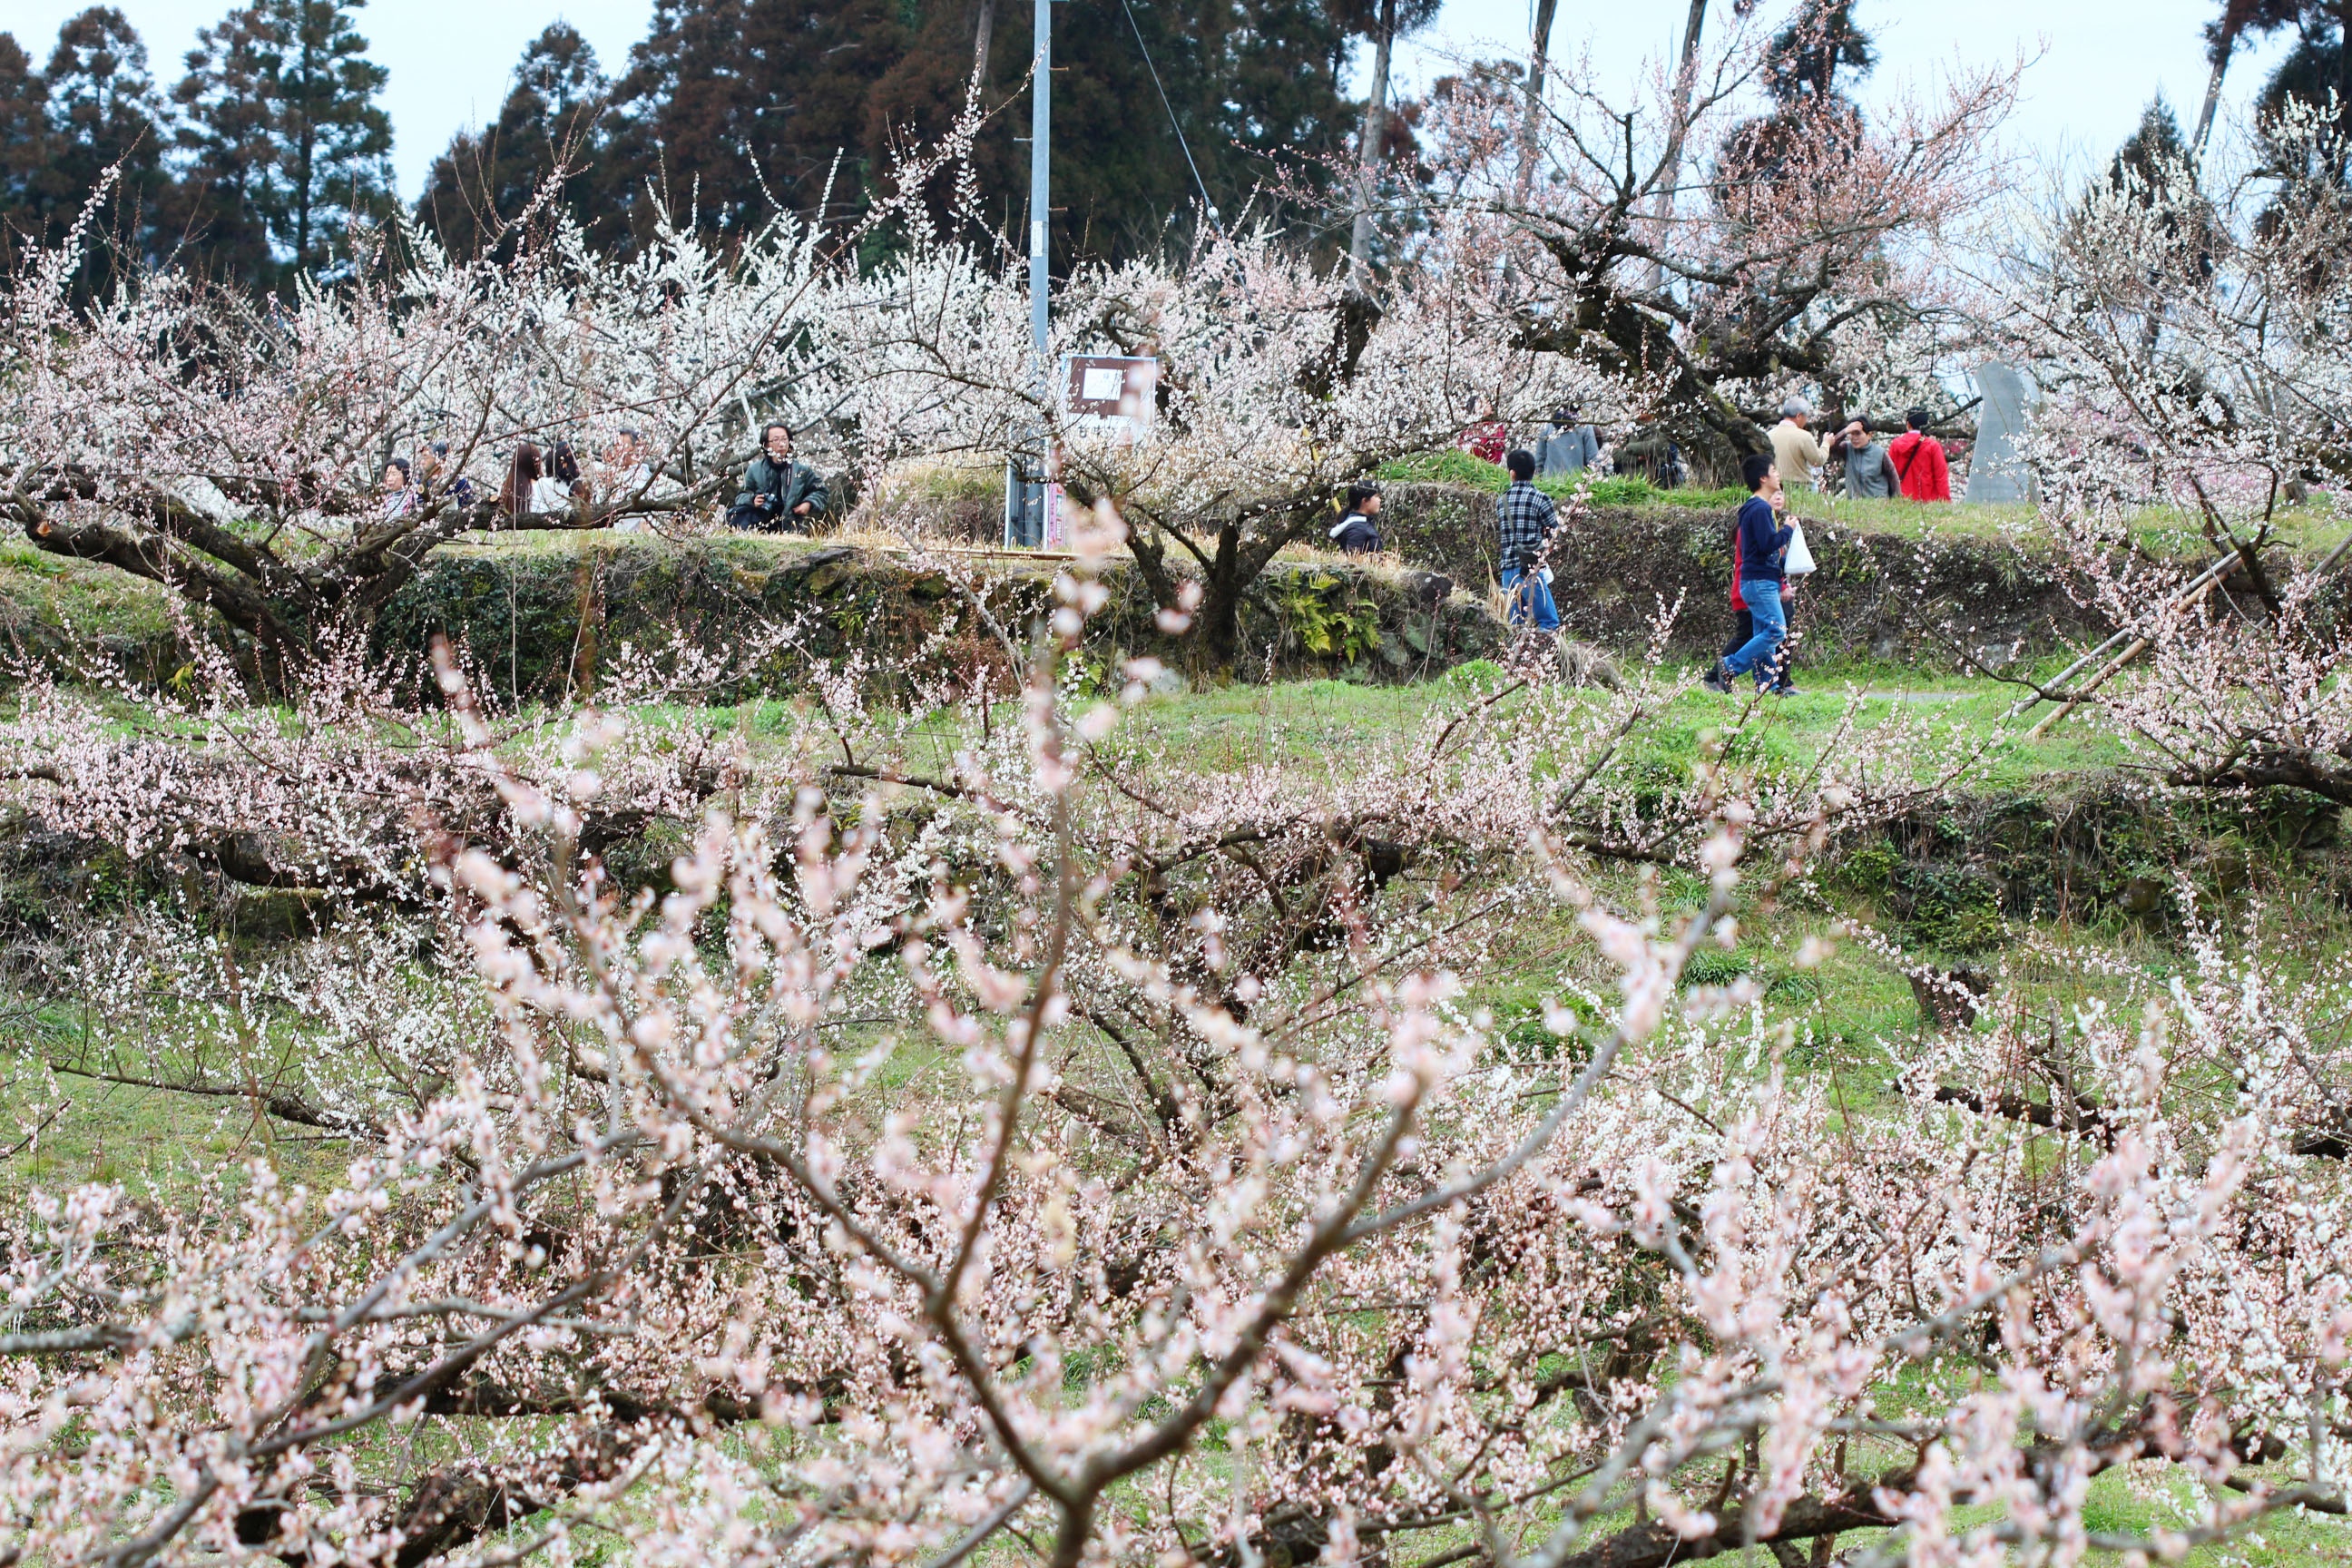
left=0, top=13, right=171, bottom=294
left=0, top=34, right=52, bottom=266
left=865, top=0, right=1357, bottom=265
left=2253, top=4, right=2352, bottom=184
left=171, top=5, right=280, bottom=288
left=1716, top=0, right=1877, bottom=213
left=39, top=7, right=171, bottom=289
left=605, top=0, right=912, bottom=244
left=417, top=23, right=610, bottom=260
left=172, top=0, right=393, bottom=288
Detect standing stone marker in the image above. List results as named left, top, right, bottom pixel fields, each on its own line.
left=1965, top=361, right=2034, bottom=504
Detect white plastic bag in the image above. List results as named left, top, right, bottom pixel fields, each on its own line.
left=1784, top=517, right=1817, bottom=576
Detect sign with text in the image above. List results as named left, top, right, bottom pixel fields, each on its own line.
left=1061, top=355, right=1160, bottom=442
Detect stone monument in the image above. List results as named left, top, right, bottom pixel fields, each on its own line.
left=1964, top=361, right=2035, bottom=505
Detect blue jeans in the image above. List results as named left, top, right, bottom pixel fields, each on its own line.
left=1723, top=580, right=1787, bottom=688
left=1503, top=565, right=1561, bottom=632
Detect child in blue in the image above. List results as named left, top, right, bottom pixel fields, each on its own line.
left=1704, top=453, right=1794, bottom=693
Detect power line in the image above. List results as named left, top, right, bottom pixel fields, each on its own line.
left=1117, top=0, right=1233, bottom=247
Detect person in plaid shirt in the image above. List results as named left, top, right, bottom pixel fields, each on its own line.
left=1496, top=448, right=1561, bottom=632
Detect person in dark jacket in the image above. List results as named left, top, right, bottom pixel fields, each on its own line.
left=730, top=422, right=829, bottom=531
left=1705, top=454, right=1796, bottom=693
left=1329, top=482, right=1384, bottom=555
left=1496, top=448, right=1562, bottom=632
left=418, top=442, right=477, bottom=509
left=1721, top=513, right=1798, bottom=693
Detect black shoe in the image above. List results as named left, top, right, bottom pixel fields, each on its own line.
left=1700, top=662, right=1732, bottom=694
left=1771, top=681, right=1798, bottom=696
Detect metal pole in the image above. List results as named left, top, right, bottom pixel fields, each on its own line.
left=1004, top=0, right=1054, bottom=547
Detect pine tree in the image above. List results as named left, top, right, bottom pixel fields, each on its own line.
left=172, top=0, right=393, bottom=287
left=606, top=0, right=912, bottom=244
left=172, top=5, right=280, bottom=288
left=417, top=23, right=609, bottom=261
left=0, top=34, right=52, bottom=266
left=38, top=7, right=172, bottom=290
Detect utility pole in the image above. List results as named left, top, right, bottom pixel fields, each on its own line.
left=1006, top=0, right=1055, bottom=546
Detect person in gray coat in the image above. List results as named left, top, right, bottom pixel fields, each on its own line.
left=1834, top=420, right=1901, bottom=499
left=1534, top=405, right=1601, bottom=478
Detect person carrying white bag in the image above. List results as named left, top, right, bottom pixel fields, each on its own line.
left=1705, top=455, right=1805, bottom=696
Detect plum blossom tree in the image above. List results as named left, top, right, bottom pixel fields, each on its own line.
left=0, top=517, right=2345, bottom=1566
left=1981, top=108, right=2352, bottom=800
left=4, top=152, right=1592, bottom=677
left=0, top=201, right=852, bottom=662
left=1414, top=9, right=2017, bottom=474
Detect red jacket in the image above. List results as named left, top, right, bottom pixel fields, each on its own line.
left=1460, top=421, right=1507, bottom=465
left=1887, top=432, right=1951, bottom=502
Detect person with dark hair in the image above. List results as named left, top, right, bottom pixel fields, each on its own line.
left=1495, top=447, right=1562, bottom=632
left=1459, top=397, right=1508, bottom=466
left=379, top=457, right=415, bottom=522
left=500, top=443, right=546, bottom=520
left=1720, top=478, right=1800, bottom=694
left=1832, top=418, right=1901, bottom=499
left=1535, top=405, right=1600, bottom=477
left=1329, top=482, right=1384, bottom=555
left=1704, top=454, right=1796, bottom=693
left=418, top=441, right=476, bottom=509
left=549, top=439, right=589, bottom=497
left=1888, top=407, right=1952, bottom=502
left=730, top=422, right=828, bottom=532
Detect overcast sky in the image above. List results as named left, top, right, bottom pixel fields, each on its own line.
left=3, top=0, right=2300, bottom=199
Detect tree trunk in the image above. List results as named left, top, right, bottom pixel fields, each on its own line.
left=1191, top=527, right=1250, bottom=676
left=1646, top=0, right=1709, bottom=290
left=1513, top=0, right=1560, bottom=205
left=1348, top=0, right=1396, bottom=270
left=2191, top=44, right=2230, bottom=157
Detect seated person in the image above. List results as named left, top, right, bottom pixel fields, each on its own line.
left=729, top=422, right=828, bottom=532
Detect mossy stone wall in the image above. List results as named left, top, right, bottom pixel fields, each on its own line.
left=369, top=536, right=1505, bottom=702
left=1376, top=485, right=2094, bottom=667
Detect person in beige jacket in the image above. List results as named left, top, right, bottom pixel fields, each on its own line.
left=1769, top=396, right=1828, bottom=495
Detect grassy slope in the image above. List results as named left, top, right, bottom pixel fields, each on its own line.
left=0, top=651, right=2342, bottom=1561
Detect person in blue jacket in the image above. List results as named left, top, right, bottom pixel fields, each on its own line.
left=1704, top=453, right=1796, bottom=693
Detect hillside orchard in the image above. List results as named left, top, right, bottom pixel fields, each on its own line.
left=0, top=51, right=2350, bottom=1568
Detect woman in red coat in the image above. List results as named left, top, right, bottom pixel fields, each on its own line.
left=1459, top=397, right=1508, bottom=465
left=1886, top=407, right=1952, bottom=502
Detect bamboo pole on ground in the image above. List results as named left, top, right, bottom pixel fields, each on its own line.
left=2025, top=560, right=2234, bottom=740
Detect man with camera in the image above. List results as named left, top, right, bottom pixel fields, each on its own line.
left=729, top=422, right=829, bottom=532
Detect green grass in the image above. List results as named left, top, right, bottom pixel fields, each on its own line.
left=6, top=652, right=2348, bottom=1568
